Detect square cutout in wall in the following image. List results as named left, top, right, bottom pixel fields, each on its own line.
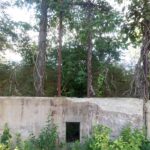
left=66, top=122, right=80, bottom=142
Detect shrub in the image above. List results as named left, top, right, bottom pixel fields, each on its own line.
left=56, top=125, right=150, bottom=150
left=89, top=125, right=111, bottom=150
left=141, top=139, right=150, bottom=150
left=0, top=118, right=57, bottom=150
left=119, top=127, right=145, bottom=150
left=0, top=144, right=9, bottom=150
left=1, top=123, right=150, bottom=150
left=28, top=118, right=57, bottom=150
left=0, top=124, right=12, bottom=148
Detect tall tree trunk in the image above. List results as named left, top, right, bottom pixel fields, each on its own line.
left=57, top=0, right=63, bottom=96
left=142, top=38, right=149, bottom=101
left=142, top=0, right=149, bottom=98
left=142, top=0, right=150, bottom=137
left=141, top=20, right=150, bottom=135
left=129, top=0, right=150, bottom=100
left=130, top=22, right=150, bottom=131
left=87, top=1, right=95, bottom=97
left=34, top=0, right=48, bottom=96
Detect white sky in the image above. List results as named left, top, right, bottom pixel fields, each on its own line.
left=2, top=2, right=38, bottom=63
left=0, top=50, right=22, bottom=62
left=1, top=0, right=140, bottom=67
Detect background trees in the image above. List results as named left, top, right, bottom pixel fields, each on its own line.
left=0, top=1, right=17, bottom=52
left=121, top=0, right=150, bottom=100
left=0, top=0, right=148, bottom=98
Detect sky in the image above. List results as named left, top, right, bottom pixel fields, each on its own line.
left=1, top=0, right=140, bottom=67
left=1, top=0, right=38, bottom=62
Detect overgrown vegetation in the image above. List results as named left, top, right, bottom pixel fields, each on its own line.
left=0, top=123, right=150, bottom=150
left=0, top=119, right=58, bottom=150
left=0, top=0, right=149, bottom=99
left=0, top=0, right=138, bottom=98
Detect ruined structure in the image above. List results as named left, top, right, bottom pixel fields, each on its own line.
left=0, top=97, right=147, bottom=142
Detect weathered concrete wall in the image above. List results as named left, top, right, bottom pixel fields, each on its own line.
left=0, top=97, right=144, bottom=142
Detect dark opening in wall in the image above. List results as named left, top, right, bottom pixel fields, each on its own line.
left=66, top=122, right=80, bottom=142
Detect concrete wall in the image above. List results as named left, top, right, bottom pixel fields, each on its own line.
left=0, top=97, right=144, bottom=142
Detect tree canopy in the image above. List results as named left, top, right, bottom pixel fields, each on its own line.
left=0, top=0, right=149, bottom=98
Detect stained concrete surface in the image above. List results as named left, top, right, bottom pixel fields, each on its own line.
left=0, top=97, right=144, bottom=142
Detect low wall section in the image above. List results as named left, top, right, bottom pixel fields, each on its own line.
left=0, top=97, right=144, bottom=142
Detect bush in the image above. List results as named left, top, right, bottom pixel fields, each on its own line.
left=89, top=125, right=111, bottom=150
left=0, top=124, right=12, bottom=148
left=27, top=118, right=57, bottom=150
left=119, top=127, right=144, bottom=150
left=0, top=123, right=150, bottom=150
left=141, top=139, right=150, bottom=150
left=0, top=119, right=57, bottom=150
left=0, top=144, right=9, bottom=150
left=71, top=125, right=148, bottom=150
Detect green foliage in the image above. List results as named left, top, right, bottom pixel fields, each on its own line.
left=27, top=118, right=57, bottom=150
left=0, top=63, right=12, bottom=95
left=90, top=126, right=148, bottom=150
left=109, top=127, right=145, bottom=150
left=141, top=139, right=150, bottom=150
left=0, top=119, right=57, bottom=150
left=65, top=125, right=149, bottom=150
left=14, top=134, right=23, bottom=150
left=67, top=125, right=148, bottom=150
left=0, top=144, right=8, bottom=150
left=90, top=125, right=111, bottom=150
left=0, top=1, right=17, bottom=51
left=68, top=141, right=81, bottom=150
left=97, top=74, right=105, bottom=96
left=0, top=63, right=34, bottom=96
left=61, top=44, right=87, bottom=97
left=94, top=64, right=132, bottom=97
left=120, top=127, right=145, bottom=150
left=0, top=0, right=130, bottom=97
left=0, top=123, right=150, bottom=150
left=109, top=137, right=127, bottom=150
left=0, top=124, right=12, bottom=147
left=122, top=0, right=150, bottom=45
left=0, top=53, right=132, bottom=97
